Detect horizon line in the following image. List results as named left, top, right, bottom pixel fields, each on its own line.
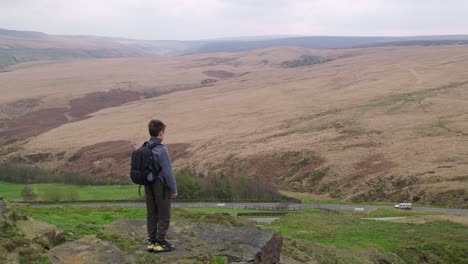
left=2, top=27, right=468, bottom=42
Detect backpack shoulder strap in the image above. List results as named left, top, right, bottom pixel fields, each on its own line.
left=147, top=142, right=162, bottom=176
left=148, top=142, right=162, bottom=149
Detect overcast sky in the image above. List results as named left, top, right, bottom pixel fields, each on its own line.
left=1, top=0, right=468, bottom=40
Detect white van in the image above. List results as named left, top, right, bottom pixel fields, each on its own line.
left=394, top=203, right=412, bottom=210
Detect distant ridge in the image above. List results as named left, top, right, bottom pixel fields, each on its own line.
left=1, top=28, right=468, bottom=69
left=190, top=35, right=468, bottom=54
left=0, top=28, right=196, bottom=69
left=0, top=28, right=48, bottom=38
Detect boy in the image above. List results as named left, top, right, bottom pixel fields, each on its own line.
left=145, top=119, right=178, bottom=252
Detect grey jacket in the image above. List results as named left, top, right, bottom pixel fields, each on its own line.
left=148, top=137, right=177, bottom=194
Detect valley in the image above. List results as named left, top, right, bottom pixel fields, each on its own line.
left=1, top=45, right=467, bottom=208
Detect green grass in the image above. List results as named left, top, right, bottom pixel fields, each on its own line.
left=212, top=256, right=228, bottom=263
left=0, top=181, right=140, bottom=201
left=365, top=208, right=441, bottom=218
left=281, top=190, right=459, bottom=209
left=17, top=206, right=273, bottom=241
left=2, top=181, right=455, bottom=210
left=0, top=209, right=51, bottom=263
left=19, top=206, right=147, bottom=241
left=267, top=210, right=468, bottom=263
left=181, top=207, right=271, bottom=216
left=280, top=190, right=395, bottom=206
left=14, top=206, right=246, bottom=263
left=15, top=205, right=468, bottom=263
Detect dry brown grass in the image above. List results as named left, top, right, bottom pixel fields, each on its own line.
left=1, top=45, right=468, bottom=206
left=0, top=46, right=348, bottom=115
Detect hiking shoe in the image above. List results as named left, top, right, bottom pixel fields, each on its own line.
left=157, top=239, right=175, bottom=252
left=146, top=240, right=156, bottom=252
left=152, top=241, right=165, bottom=253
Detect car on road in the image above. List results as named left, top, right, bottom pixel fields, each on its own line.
left=394, top=203, right=412, bottom=210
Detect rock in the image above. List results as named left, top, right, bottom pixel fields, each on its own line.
left=0, top=198, right=27, bottom=226
left=280, top=255, right=304, bottom=264
left=0, top=197, right=5, bottom=224
left=0, top=197, right=5, bottom=216
left=258, top=233, right=283, bottom=263
left=102, top=217, right=146, bottom=239
left=48, top=235, right=134, bottom=264
left=238, top=217, right=258, bottom=227
left=103, top=218, right=282, bottom=263
left=16, top=219, right=66, bottom=249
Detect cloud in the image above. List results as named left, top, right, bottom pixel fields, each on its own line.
left=0, top=0, right=467, bottom=40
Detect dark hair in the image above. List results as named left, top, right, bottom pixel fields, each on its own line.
left=148, top=119, right=166, bottom=137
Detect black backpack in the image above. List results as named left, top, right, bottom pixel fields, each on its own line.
left=130, top=142, right=161, bottom=185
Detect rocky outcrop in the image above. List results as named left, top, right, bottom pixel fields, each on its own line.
left=0, top=197, right=6, bottom=220
left=101, top=217, right=146, bottom=240
left=103, top=218, right=282, bottom=263
left=257, top=232, right=283, bottom=263
left=0, top=197, right=8, bottom=227
left=45, top=217, right=283, bottom=263
left=48, top=235, right=134, bottom=264
left=280, top=255, right=304, bottom=264
left=0, top=197, right=26, bottom=226
left=16, top=219, right=66, bottom=249
left=2, top=200, right=283, bottom=264
left=1, top=199, right=52, bottom=264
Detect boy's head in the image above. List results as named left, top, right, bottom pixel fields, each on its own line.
left=148, top=119, right=166, bottom=140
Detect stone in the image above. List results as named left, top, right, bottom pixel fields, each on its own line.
left=102, top=217, right=146, bottom=239
left=280, top=255, right=304, bottom=264
left=102, top=218, right=283, bottom=263
left=257, top=233, right=282, bottom=263
left=0, top=197, right=5, bottom=225
left=16, top=219, right=66, bottom=249
left=0, top=197, right=5, bottom=217
left=48, top=235, right=134, bottom=264
left=0, top=198, right=27, bottom=227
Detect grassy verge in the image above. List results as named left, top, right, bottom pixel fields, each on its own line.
left=365, top=208, right=442, bottom=218
left=281, top=190, right=395, bottom=206
left=0, top=164, right=286, bottom=201
left=180, top=207, right=271, bottom=216
left=280, top=190, right=464, bottom=209
left=0, top=181, right=290, bottom=202
left=15, top=205, right=468, bottom=263
left=267, top=210, right=468, bottom=263
left=18, top=206, right=274, bottom=241
left=4, top=205, right=261, bottom=263
left=19, top=206, right=147, bottom=241
left=0, top=182, right=140, bottom=201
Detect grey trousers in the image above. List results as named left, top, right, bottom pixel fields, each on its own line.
left=145, top=179, right=171, bottom=241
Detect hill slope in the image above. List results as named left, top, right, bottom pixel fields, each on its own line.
left=1, top=46, right=467, bottom=208
left=190, top=35, right=468, bottom=53
left=0, top=28, right=199, bottom=69
left=2, top=28, right=468, bottom=70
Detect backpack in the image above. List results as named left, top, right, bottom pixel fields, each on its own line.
left=130, top=142, right=161, bottom=185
